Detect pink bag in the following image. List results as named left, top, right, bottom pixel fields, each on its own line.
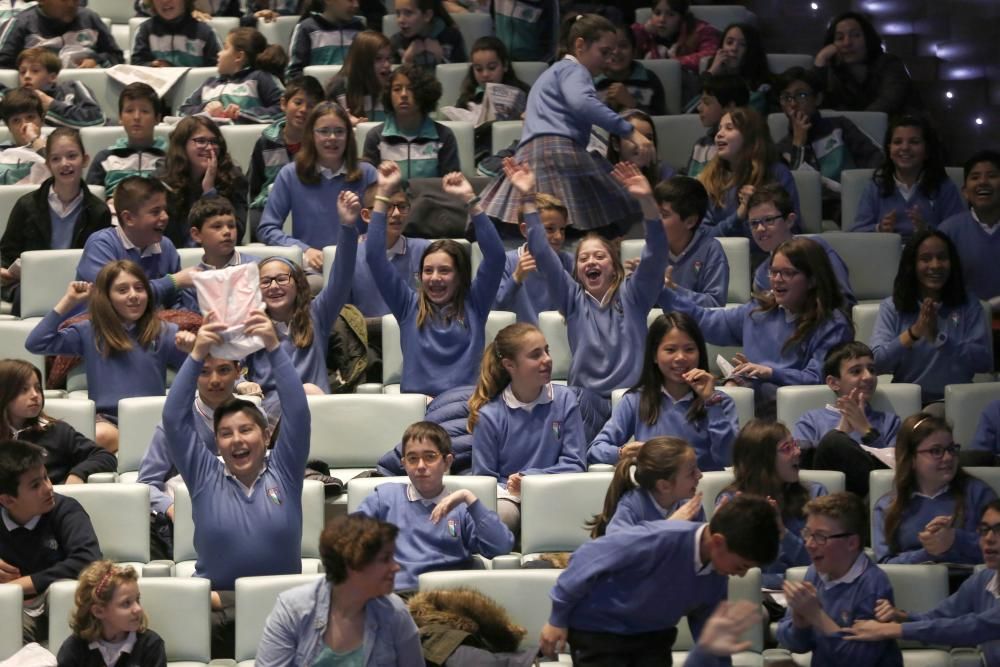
left=192, top=263, right=266, bottom=360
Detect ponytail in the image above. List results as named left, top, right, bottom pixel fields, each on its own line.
left=467, top=323, right=543, bottom=431
left=587, top=453, right=640, bottom=538
left=557, top=13, right=616, bottom=60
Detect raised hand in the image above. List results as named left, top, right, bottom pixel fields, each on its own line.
left=669, top=491, right=704, bottom=521
left=337, top=190, right=362, bottom=227
left=56, top=281, right=92, bottom=313
left=245, top=309, right=280, bottom=351
left=611, top=162, right=653, bottom=198
left=835, top=387, right=871, bottom=434
left=512, top=251, right=537, bottom=284
left=683, top=368, right=716, bottom=400
left=502, top=157, right=536, bottom=195
left=376, top=161, right=402, bottom=196
left=441, top=171, right=476, bottom=202
left=695, top=600, right=762, bottom=656
left=201, top=145, right=218, bottom=194
left=191, top=311, right=226, bottom=360
left=175, top=331, right=196, bottom=354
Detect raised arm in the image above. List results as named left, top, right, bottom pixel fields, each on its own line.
left=365, top=162, right=418, bottom=317
left=440, top=171, right=504, bottom=312
left=312, top=191, right=360, bottom=336
left=24, top=282, right=91, bottom=355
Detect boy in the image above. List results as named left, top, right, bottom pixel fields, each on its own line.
left=357, top=421, right=514, bottom=592
left=0, top=0, right=124, bottom=69
left=87, top=83, right=167, bottom=197
left=778, top=492, right=902, bottom=666
left=17, top=46, right=105, bottom=127
left=0, top=440, right=102, bottom=642
left=540, top=495, right=780, bottom=664
left=793, top=341, right=899, bottom=497
left=0, top=87, right=49, bottom=185
left=845, top=499, right=1000, bottom=663
left=189, top=196, right=254, bottom=270
left=494, top=193, right=573, bottom=324
left=686, top=74, right=748, bottom=178
left=774, top=67, right=882, bottom=222
left=746, top=183, right=856, bottom=306
left=285, top=0, right=367, bottom=78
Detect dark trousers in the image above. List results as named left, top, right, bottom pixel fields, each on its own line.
left=568, top=627, right=677, bottom=667
left=211, top=590, right=236, bottom=659
left=810, top=431, right=889, bottom=498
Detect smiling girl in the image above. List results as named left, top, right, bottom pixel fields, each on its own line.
left=326, top=30, right=394, bottom=124
left=455, top=36, right=530, bottom=114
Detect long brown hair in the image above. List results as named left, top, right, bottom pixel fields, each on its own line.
left=632, top=312, right=710, bottom=425
left=331, top=30, right=391, bottom=119
left=727, top=419, right=809, bottom=520
left=294, top=101, right=362, bottom=185
left=416, top=240, right=471, bottom=329
left=162, top=117, right=241, bottom=217
left=467, top=323, right=541, bottom=431
left=89, top=261, right=161, bottom=357
left=70, top=561, right=147, bottom=642
left=0, top=360, right=52, bottom=435
left=698, top=106, right=777, bottom=207
left=259, top=257, right=314, bottom=348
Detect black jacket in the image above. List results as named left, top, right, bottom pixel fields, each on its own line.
left=57, top=630, right=167, bottom=667
left=15, top=420, right=117, bottom=484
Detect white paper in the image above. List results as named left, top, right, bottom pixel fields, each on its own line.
left=441, top=83, right=526, bottom=127
left=193, top=263, right=266, bottom=360
left=0, top=643, right=57, bottom=667
left=716, top=354, right=736, bottom=378
left=861, top=444, right=896, bottom=468
left=106, top=64, right=189, bottom=99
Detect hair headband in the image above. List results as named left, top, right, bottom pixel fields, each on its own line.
left=259, top=256, right=299, bottom=271
left=94, top=568, right=116, bottom=599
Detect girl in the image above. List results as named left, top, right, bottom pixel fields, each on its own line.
left=703, top=23, right=771, bottom=114
left=361, top=64, right=461, bottom=179
left=851, top=116, right=964, bottom=239
left=0, top=359, right=115, bottom=485
left=257, top=102, right=376, bottom=289
left=162, top=117, right=249, bottom=248
left=595, top=26, right=667, bottom=115
left=0, top=127, right=112, bottom=316
left=178, top=27, right=286, bottom=124
left=661, top=237, right=853, bottom=419
left=286, top=0, right=367, bottom=78
left=24, top=261, right=188, bottom=453
left=455, top=36, right=530, bottom=114
left=588, top=312, right=738, bottom=471
left=631, top=0, right=718, bottom=72
left=468, top=323, right=588, bottom=532
left=605, top=109, right=674, bottom=189
left=479, top=13, right=655, bottom=237
left=871, top=230, right=992, bottom=406
left=57, top=561, right=167, bottom=666
left=131, top=0, right=222, bottom=67
left=718, top=419, right=826, bottom=589
left=587, top=436, right=705, bottom=538
left=874, top=413, right=998, bottom=564
left=390, top=0, right=467, bottom=70
left=365, top=161, right=505, bottom=397
left=325, top=30, right=393, bottom=124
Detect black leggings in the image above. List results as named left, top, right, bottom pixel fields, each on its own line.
left=568, top=627, right=678, bottom=667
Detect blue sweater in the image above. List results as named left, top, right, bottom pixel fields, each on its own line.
left=493, top=245, right=575, bottom=324
left=526, top=211, right=669, bottom=398
left=357, top=483, right=513, bottom=591
left=971, top=399, right=1000, bottom=454
left=163, top=349, right=310, bottom=591
left=548, top=521, right=727, bottom=637
left=350, top=235, right=429, bottom=318
left=871, top=296, right=992, bottom=403
left=901, top=567, right=1000, bottom=663
left=588, top=390, right=737, bottom=471
left=365, top=210, right=505, bottom=396
left=470, top=384, right=587, bottom=483
left=25, top=310, right=185, bottom=415
left=939, top=211, right=1000, bottom=303
left=703, top=163, right=801, bottom=245
left=754, top=235, right=856, bottom=307
left=793, top=404, right=901, bottom=450
left=776, top=555, right=903, bottom=667
left=605, top=488, right=706, bottom=535
left=76, top=226, right=181, bottom=308
left=873, top=477, right=997, bottom=564
left=521, top=56, right=634, bottom=148
left=851, top=178, right=965, bottom=239
left=256, top=161, right=377, bottom=252
left=656, top=227, right=730, bottom=308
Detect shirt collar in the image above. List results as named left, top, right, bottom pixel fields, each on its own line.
left=779, top=305, right=798, bottom=323
left=894, top=174, right=920, bottom=202
left=660, top=386, right=694, bottom=405
left=47, top=187, right=84, bottom=219
left=114, top=225, right=161, bottom=257
left=2, top=507, right=42, bottom=531
left=913, top=485, right=951, bottom=500
left=221, top=455, right=269, bottom=497
left=502, top=383, right=554, bottom=412
left=89, top=632, right=137, bottom=666
left=645, top=489, right=672, bottom=518
left=819, top=551, right=868, bottom=588
left=970, top=208, right=1000, bottom=235
left=406, top=483, right=449, bottom=506
left=10, top=416, right=48, bottom=439
left=318, top=164, right=346, bottom=180
left=987, top=571, right=999, bottom=599
left=693, top=523, right=715, bottom=575
left=387, top=234, right=407, bottom=258
left=199, top=249, right=243, bottom=270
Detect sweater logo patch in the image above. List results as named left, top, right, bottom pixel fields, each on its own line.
left=266, top=487, right=282, bottom=505
left=45, top=538, right=58, bottom=550
left=551, top=421, right=562, bottom=440
left=447, top=518, right=458, bottom=537
left=693, top=261, right=702, bottom=274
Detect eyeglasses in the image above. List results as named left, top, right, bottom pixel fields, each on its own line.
left=976, top=522, right=1000, bottom=538
left=749, top=214, right=784, bottom=229
left=388, top=202, right=411, bottom=213
left=259, top=273, right=292, bottom=288
left=313, top=127, right=348, bottom=139
left=768, top=267, right=801, bottom=281
left=190, top=136, right=219, bottom=147
left=801, top=529, right=853, bottom=546
left=777, top=438, right=800, bottom=455
left=916, top=444, right=961, bottom=460
left=402, top=451, right=441, bottom=466
left=779, top=91, right=814, bottom=105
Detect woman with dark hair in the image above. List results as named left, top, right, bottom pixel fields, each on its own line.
left=704, top=23, right=771, bottom=114
left=631, top=0, right=719, bottom=73
left=871, top=229, right=992, bottom=406
left=813, top=11, right=921, bottom=115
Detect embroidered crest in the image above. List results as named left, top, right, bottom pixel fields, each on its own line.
left=693, top=261, right=702, bottom=273
left=266, top=487, right=282, bottom=505
left=551, top=421, right=562, bottom=440
left=447, top=518, right=458, bottom=537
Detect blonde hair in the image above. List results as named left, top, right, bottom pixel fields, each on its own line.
left=698, top=107, right=777, bottom=207
left=518, top=192, right=568, bottom=223
left=70, top=561, right=146, bottom=642
left=467, top=323, right=542, bottom=431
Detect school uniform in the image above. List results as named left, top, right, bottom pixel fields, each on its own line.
left=655, top=226, right=730, bottom=308
left=493, top=244, right=574, bottom=324
left=685, top=126, right=716, bottom=178
left=0, top=5, right=123, bottom=68
left=388, top=17, right=467, bottom=70
left=12, top=419, right=116, bottom=485
left=703, top=163, right=802, bottom=245
left=939, top=210, right=1000, bottom=304
left=166, top=179, right=250, bottom=249
left=594, top=61, right=667, bottom=115
left=285, top=12, right=366, bottom=79
left=179, top=67, right=285, bottom=124
left=753, top=235, right=856, bottom=307
left=38, top=80, right=104, bottom=128
left=130, top=12, right=221, bottom=67
left=0, top=142, right=48, bottom=185
left=362, top=115, right=461, bottom=180
left=57, top=630, right=167, bottom=667
left=86, top=137, right=168, bottom=196
left=631, top=19, right=719, bottom=72
left=793, top=404, right=900, bottom=450
left=326, top=77, right=387, bottom=124
left=350, top=234, right=429, bottom=318
left=490, top=0, right=557, bottom=62
left=75, top=226, right=184, bottom=308
left=248, top=120, right=294, bottom=216
left=970, top=399, right=1000, bottom=455
left=850, top=177, right=965, bottom=240
left=605, top=488, right=706, bottom=535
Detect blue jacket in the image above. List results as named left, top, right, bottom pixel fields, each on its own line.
left=851, top=177, right=965, bottom=240
left=75, top=226, right=182, bottom=308
left=939, top=210, right=1000, bottom=304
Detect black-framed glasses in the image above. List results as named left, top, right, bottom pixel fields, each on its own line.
left=916, top=444, right=961, bottom=460
left=749, top=213, right=784, bottom=229
left=801, top=529, right=853, bottom=546
left=976, top=523, right=1000, bottom=539
left=779, top=91, right=814, bottom=105
left=768, top=267, right=801, bottom=281
left=259, top=274, right=292, bottom=288
left=190, top=136, right=219, bottom=147
left=388, top=202, right=411, bottom=213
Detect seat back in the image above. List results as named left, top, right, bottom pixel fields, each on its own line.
left=44, top=398, right=97, bottom=440
left=818, top=232, right=902, bottom=302
left=519, top=472, right=611, bottom=555
left=852, top=302, right=882, bottom=346
left=653, top=114, right=707, bottom=172
left=239, top=244, right=302, bottom=266
left=257, top=15, right=299, bottom=51
left=0, top=584, right=22, bottom=661
left=639, top=59, right=682, bottom=114
left=452, top=13, right=494, bottom=54
left=67, top=68, right=115, bottom=123
left=306, top=394, right=427, bottom=467
left=718, top=385, right=755, bottom=426
left=303, top=64, right=343, bottom=87
left=491, top=119, right=523, bottom=153
left=436, top=63, right=470, bottom=112
left=89, top=0, right=134, bottom=21
left=840, top=168, right=876, bottom=230
left=20, top=249, right=84, bottom=319
left=347, top=475, right=498, bottom=513
left=165, top=66, right=220, bottom=115
left=967, top=467, right=1000, bottom=496
left=53, top=483, right=151, bottom=564
left=80, top=126, right=127, bottom=160
left=0, top=185, right=36, bottom=241
left=791, top=169, right=823, bottom=233
left=0, top=321, right=46, bottom=382
left=512, top=61, right=548, bottom=86
left=117, top=396, right=168, bottom=477
left=221, top=124, right=266, bottom=172
left=690, top=4, right=757, bottom=29
left=234, top=573, right=325, bottom=662
left=437, top=120, right=477, bottom=178
left=776, top=384, right=922, bottom=437
left=718, top=237, right=750, bottom=304
left=537, top=310, right=571, bottom=381
left=945, top=382, right=1000, bottom=449
left=766, top=53, right=814, bottom=74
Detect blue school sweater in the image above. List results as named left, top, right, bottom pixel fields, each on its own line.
left=493, top=245, right=574, bottom=324
left=703, top=163, right=802, bottom=243
left=286, top=13, right=366, bottom=78
left=776, top=554, right=903, bottom=667
left=75, top=226, right=182, bottom=308
left=939, top=210, right=1000, bottom=303
left=588, top=389, right=737, bottom=471
left=246, top=225, right=357, bottom=394
left=25, top=310, right=186, bottom=415
left=357, top=483, right=513, bottom=590
left=526, top=211, right=669, bottom=398
left=350, top=235, right=429, bottom=318
left=605, top=488, right=706, bottom=535
left=548, top=520, right=727, bottom=636
left=178, top=67, right=285, bottom=124
left=901, top=567, right=1000, bottom=663
left=754, top=236, right=856, bottom=307
left=971, top=399, right=1000, bottom=454
left=470, top=384, right=587, bottom=483
left=851, top=178, right=965, bottom=239
left=163, top=348, right=310, bottom=591
left=793, top=404, right=901, bottom=450
left=873, top=477, right=997, bottom=564
left=257, top=161, right=377, bottom=252
left=365, top=210, right=504, bottom=396
left=871, top=296, right=992, bottom=403
left=656, top=226, right=730, bottom=308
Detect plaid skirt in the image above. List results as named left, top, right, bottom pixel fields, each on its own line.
left=480, top=135, right=643, bottom=236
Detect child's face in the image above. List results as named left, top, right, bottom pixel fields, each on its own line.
left=747, top=201, right=793, bottom=252
left=384, top=192, right=411, bottom=248
left=978, top=508, right=1000, bottom=570
left=390, top=74, right=417, bottom=119
left=714, top=113, right=744, bottom=161
left=39, top=0, right=78, bottom=23
left=915, top=235, right=950, bottom=295
left=374, top=47, right=393, bottom=86
left=395, top=0, right=432, bottom=38
left=889, top=125, right=926, bottom=173
left=312, top=112, right=349, bottom=166
left=355, top=542, right=400, bottom=597
left=121, top=98, right=159, bottom=144
left=46, top=135, right=86, bottom=188
left=539, top=209, right=568, bottom=253
left=696, top=93, right=724, bottom=128
left=500, top=329, right=552, bottom=390
left=120, top=192, right=168, bottom=249
left=774, top=433, right=801, bottom=483
left=6, top=111, right=43, bottom=146
left=216, top=410, right=268, bottom=485
left=0, top=464, right=54, bottom=522
left=471, top=49, right=506, bottom=86
left=152, top=0, right=185, bottom=21
left=574, top=31, right=616, bottom=77
left=607, top=28, right=634, bottom=75
left=828, top=355, right=877, bottom=401
left=803, top=513, right=857, bottom=577
left=7, top=376, right=43, bottom=426
left=963, top=160, right=1000, bottom=212
left=109, top=271, right=149, bottom=324
left=647, top=0, right=681, bottom=39
left=93, top=581, right=143, bottom=641
left=778, top=79, right=818, bottom=119
left=911, top=429, right=959, bottom=492
left=719, top=27, right=747, bottom=65
left=833, top=18, right=867, bottom=65
left=421, top=250, right=458, bottom=305
left=575, top=238, right=615, bottom=299
left=768, top=251, right=809, bottom=313
left=190, top=214, right=237, bottom=257
left=618, top=117, right=654, bottom=167
left=402, top=437, right=451, bottom=497
left=658, top=201, right=696, bottom=248
left=197, top=356, right=240, bottom=409
left=217, top=36, right=242, bottom=76
left=664, top=450, right=702, bottom=500
left=18, top=61, right=57, bottom=91
left=279, top=91, right=317, bottom=133
left=326, top=0, right=359, bottom=22
left=258, top=260, right=298, bottom=317
left=185, top=126, right=220, bottom=176
left=655, top=326, right=700, bottom=387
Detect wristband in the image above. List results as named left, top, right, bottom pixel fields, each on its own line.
left=373, top=195, right=393, bottom=206
left=907, top=325, right=919, bottom=341
left=466, top=195, right=481, bottom=209
left=168, top=274, right=178, bottom=290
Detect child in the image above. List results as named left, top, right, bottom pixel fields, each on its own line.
left=589, top=312, right=738, bottom=471
left=480, top=14, right=654, bottom=236
left=286, top=0, right=367, bottom=78
left=631, top=0, right=719, bottom=73
left=588, top=436, right=705, bottom=538
left=1, top=127, right=112, bottom=315
left=793, top=341, right=900, bottom=497
left=57, top=560, right=167, bottom=665
left=851, top=115, right=964, bottom=239
left=362, top=64, right=460, bottom=179
left=595, top=25, right=666, bottom=115
left=131, top=0, right=223, bottom=67
left=390, top=0, right=466, bottom=70
left=873, top=413, right=998, bottom=564
left=871, top=230, right=992, bottom=405
left=0, top=87, right=49, bottom=185
left=16, top=47, right=104, bottom=127
left=971, top=400, right=1000, bottom=456
left=0, top=440, right=102, bottom=643
left=846, top=499, right=1000, bottom=663
left=86, top=83, right=167, bottom=198
left=776, top=492, right=903, bottom=666
left=0, top=359, right=115, bottom=485
left=357, top=421, right=514, bottom=591
left=366, top=161, right=504, bottom=396
left=247, top=75, right=324, bottom=240
left=325, top=30, right=393, bottom=125
left=686, top=73, right=748, bottom=178
left=188, top=196, right=253, bottom=270
left=606, top=109, right=675, bottom=188
left=703, top=23, right=771, bottom=114
left=539, top=495, right=780, bottom=664
left=179, top=27, right=286, bottom=125
left=0, top=0, right=123, bottom=69
left=490, top=0, right=557, bottom=62
left=468, top=323, right=588, bottom=532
